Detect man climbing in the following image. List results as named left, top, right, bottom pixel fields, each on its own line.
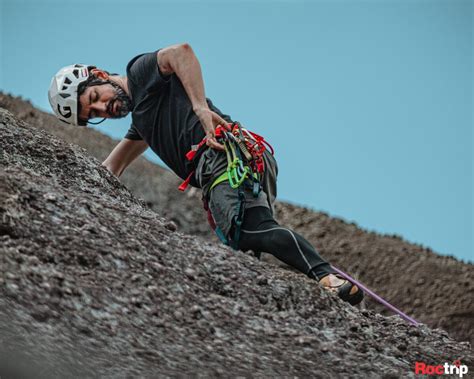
left=48, top=43, right=363, bottom=305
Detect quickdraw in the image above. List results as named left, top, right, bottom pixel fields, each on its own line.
left=178, top=122, right=273, bottom=193
left=209, top=127, right=261, bottom=198
left=179, top=122, right=274, bottom=249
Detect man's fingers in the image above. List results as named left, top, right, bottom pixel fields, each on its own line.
left=206, top=136, right=225, bottom=150
left=207, top=140, right=225, bottom=150
left=211, top=111, right=231, bottom=130
left=218, top=121, right=231, bottom=131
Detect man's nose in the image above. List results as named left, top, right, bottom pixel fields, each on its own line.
left=92, top=101, right=108, bottom=115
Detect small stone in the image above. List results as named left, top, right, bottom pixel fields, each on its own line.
left=164, top=221, right=177, bottom=232
left=44, top=193, right=57, bottom=202
left=381, top=372, right=400, bottom=379
left=397, top=344, right=407, bottom=351
left=32, top=309, right=50, bottom=323
left=258, top=295, right=268, bottom=305
left=5, top=282, right=19, bottom=297
left=349, top=323, right=359, bottom=332
left=256, top=276, right=268, bottom=285
left=184, top=268, right=196, bottom=280
left=53, top=271, right=65, bottom=280
left=408, top=327, right=421, bottom=337
left=296, top=336, right=314, bottom=346
left=151, top=262, right=164, bottom=272
left=131, top=274, right=141, bottom=282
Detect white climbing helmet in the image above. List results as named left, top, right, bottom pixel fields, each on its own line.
left=48, top=64, right=92, bottom=126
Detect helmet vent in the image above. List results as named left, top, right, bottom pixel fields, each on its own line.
left=64, top=77, right=72, bottom=85
left=72, top=69, right=79, bottom=79
left=61, top=85, right=68, bottom=90
left=60, top=93, right=71, bottom=99
left=74, top=64, right=82, bottom=68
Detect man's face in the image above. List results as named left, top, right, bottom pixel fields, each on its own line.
left=78, top=77, right=132, bottom=123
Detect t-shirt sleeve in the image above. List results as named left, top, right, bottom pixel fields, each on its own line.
left=126, top=49, right=172, bottom=92
left=206, top=98, right=233, bottom=123
left=124, top=124, right=143, bottom=140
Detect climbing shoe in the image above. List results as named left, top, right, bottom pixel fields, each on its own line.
left=321, top=274, right=364, bottom=306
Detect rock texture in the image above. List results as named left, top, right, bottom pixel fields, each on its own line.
left=0, top=95, right=473, bottom=377
left=1, top=93, right=472, bottom=346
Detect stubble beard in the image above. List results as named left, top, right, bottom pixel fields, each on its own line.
left=107, top=81, right=133, bottom=119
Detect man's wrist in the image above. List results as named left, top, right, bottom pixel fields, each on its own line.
left=193, top=104, right=209, bottom=117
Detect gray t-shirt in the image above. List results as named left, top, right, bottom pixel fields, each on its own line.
left=124, top=49, right=232, bottom=187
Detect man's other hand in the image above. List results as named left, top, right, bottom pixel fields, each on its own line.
left=194, top=107, right=230, bottom=150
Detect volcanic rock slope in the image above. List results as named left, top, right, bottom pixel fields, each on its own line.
left=1, top=93, right=472, bottom=348
left=1, top=106, right=473, bottom=378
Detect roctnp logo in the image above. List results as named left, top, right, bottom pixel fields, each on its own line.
left=414, top=360, right=469, bottom=377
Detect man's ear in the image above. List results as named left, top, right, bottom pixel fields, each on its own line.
left=90, top=68, right=109, bottom=80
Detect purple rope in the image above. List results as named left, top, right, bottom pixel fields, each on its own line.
left=331, top=265, right=419, bottom=326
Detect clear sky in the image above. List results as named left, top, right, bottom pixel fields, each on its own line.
left=1, top=0, right=472, bottom=262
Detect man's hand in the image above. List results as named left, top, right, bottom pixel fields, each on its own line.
left=194, top=107, right=230, bottom=150
left=102, top=139, right=148, bottom=177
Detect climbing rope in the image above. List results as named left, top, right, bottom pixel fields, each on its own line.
left=331, top=266, right=419, bottom=325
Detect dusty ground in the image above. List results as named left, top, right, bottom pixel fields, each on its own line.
left=0, top=96, right=473, bottom=377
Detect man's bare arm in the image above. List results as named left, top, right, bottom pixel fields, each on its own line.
left=157, top=43, right=229, bottom=150
left=157, top=44, right=207, bottom=114
left=102, top=138, right=148, bottom=178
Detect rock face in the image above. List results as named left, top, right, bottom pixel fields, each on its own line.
left=0, top=100, right=472, bottom=377
left=1, top=93, right=472, bottom=347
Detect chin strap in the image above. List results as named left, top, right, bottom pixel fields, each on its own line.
left=87, top=118, right=106, bottom=125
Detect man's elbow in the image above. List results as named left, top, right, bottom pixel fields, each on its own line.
left=158, top=43, right=194, bottom=75
left=175, top=43, right=195, bottom=60
left=180, top=42, right=193, bottom=53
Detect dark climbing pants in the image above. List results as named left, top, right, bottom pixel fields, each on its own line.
left=196, top=148, right=335, bottom=281
left=236, top=206, right=336, bottom=280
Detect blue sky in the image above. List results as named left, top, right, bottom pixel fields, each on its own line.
left=1, top=0, right=472, bottom=262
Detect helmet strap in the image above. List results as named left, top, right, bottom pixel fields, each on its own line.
left=88, top=118, right=106, bottom=125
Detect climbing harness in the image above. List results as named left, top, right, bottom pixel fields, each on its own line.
left=179, top=122, right=274, bottom=249
left=331, top=266, right=419, bottom=325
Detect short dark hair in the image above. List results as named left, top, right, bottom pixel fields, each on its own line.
left=76, top=66, right=118, bottom=126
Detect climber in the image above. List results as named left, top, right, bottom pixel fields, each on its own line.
left=48, top=43, right=364, bottom=306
